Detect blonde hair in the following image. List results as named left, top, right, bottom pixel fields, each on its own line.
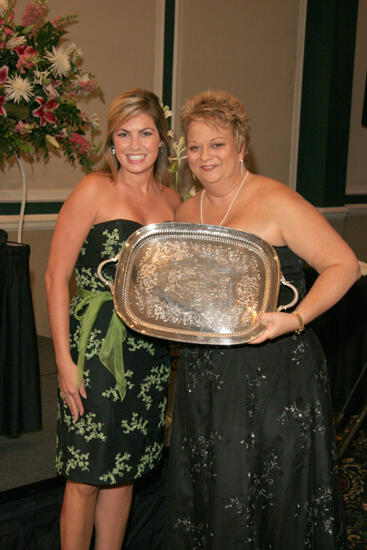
left=180, top=89, right=251, bottom=163
left=100, top=88, right=171, bottom=185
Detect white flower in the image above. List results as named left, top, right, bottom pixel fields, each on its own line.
left=65, top=42, right=76, bottom=54
left=78, top=73, right=90, bottom=83
left=46, top=135, right=60, bottom=148
left=160, top=102, right=173, bottom=119
left=6, top=34, right=26, bottom=49
left=65, top=42, right=83, bottom=61
left=43, top=83, right=59, bottom=99
left=45, top=47, right=71, bottom=77
left=87, top=112, right=100, bottom=130
left=33, top=69, right=50, bottom=84
left=43, top=84, right=60, bottom=99
left=171, top=136, right=187, bottom=160
left=168, top=130, right=174, bottom=138
left=4, top=75, right=34, bottom=103
left=0, top=0, right=7, bottom=16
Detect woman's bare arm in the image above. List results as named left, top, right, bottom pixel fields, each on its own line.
left=45, top=175, right=102, bottom=418
left=253, top=185, right=360, bottom=342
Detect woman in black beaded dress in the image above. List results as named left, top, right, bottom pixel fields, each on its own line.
left=164, top=90, right=360, bottom=550
left=45, top=89, right=181, bottom=550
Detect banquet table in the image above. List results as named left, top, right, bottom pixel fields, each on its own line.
left=0, top=229, right=42, bottom=437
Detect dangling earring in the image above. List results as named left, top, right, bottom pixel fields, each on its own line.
left=111, top=146, right=116, bottom=156
left=240, top=158, right=244, bottom=175
left=192, top=173, right=198, bottom=183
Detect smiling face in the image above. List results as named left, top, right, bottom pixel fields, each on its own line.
left=112, top=112, right=162, bottom=177
left=186, top=120, right=244, bottom=188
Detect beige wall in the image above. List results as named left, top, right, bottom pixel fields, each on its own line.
left=0, top=0, right=159, bottom=196
left=343, top=207, right=367, bottom=261
left=320, top=206, right=367, bottom=262
left=173, top=0, right=301, bottom=184
left=346, top=0, right=367, bottom=196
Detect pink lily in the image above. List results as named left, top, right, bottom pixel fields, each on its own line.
left=15, top=44, right=37, bottom=57
left=14, top=120, right=31, bottom=135
left=32, top=96, right=58, bottom=126
left=16, top=53, right=37, bottom=73
left=43, top=83, right=59, bottom=99
left=69, top=132, right=90, bottom=155
left=0, top=96, right=7, bottom=117
left=0, top=66, right=9, bottom=85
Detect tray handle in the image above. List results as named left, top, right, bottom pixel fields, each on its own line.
left=277, top=274, right=299, bottom=312
left=97, top=254, right=120, bottom=291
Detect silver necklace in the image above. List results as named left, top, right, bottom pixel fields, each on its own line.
left=200, top=170, right=249, bottom=226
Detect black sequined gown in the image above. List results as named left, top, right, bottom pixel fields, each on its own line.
left=165, top=246, right=346, bottom=550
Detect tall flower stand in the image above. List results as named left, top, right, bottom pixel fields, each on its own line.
left=0, top=228, right=42, bottom=437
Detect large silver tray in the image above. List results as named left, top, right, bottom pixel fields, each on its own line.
left=97, top=222, right=299, bottom=344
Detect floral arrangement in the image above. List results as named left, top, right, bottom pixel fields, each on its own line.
left=169, top=135, right=186, bottom=191
left=169, top=134, right=198, bottom=200
left=163, top=110, right=196, bottom=200
left=0, top=0, right=103, bottom=172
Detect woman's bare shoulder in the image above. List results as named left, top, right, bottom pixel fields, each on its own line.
left=175, top=193, right=200, bottom=221
left=56, top=172, right=112, bottom=229
left=250, top=174, right=291, bottom=195
left=73, top=171, right=111, bottom=193
left=249, top=174, right=307, bottom=210
left=162, top=184, right=182, bottom=210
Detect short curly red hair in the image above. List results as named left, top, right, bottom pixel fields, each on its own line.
left=180, top=89, right=251, bottom=163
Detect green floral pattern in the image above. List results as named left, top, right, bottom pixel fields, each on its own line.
left=125, top=369, right=134, bottom=390
left=56, top=220, right=170, bottom=485
left=55, top=449, right=63, bottom=473
left=65, top=446, right=90, bottom=476
left=158, top=397, right=168, bottom=428
left=75, top=267, right=101, bottom=291
left=138, top=364, right=171, bottom=410
left=62, top=407, right=107, bottom=442
left=127, top=337, right=156, bottom=356
left=85, top=328, right=102, bottom=359
left=99, top=452, right=132, bottom=484
left=102, top=370, right=134, bottom=402
left=121, top=412, right=148, bottom=435
left=135, top=442, right=163, bottom=479
left=102, top=385, right=121, bottom=402
left=69, top=319, right=80, bottom=352
left=80, top=238, right=88, bottom=256
left=83, top=369, right=91, bottom=389
left=101, top=228, right=121, bottom=258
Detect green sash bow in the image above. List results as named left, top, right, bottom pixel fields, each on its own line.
left=74, top=288, right=127, bottom=401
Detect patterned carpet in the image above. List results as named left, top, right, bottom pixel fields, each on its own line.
left=338, top=420, right=367, bottom=549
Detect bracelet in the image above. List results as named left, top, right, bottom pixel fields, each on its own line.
left=291, top=311, right=305, bottom=335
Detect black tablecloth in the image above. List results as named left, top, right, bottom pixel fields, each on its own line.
left=306, top=270, right=367, bottom=411
left=0, top=230, right=42, bottom=437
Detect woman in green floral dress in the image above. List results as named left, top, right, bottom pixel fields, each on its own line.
left=45, top=89, right=181, bottom=550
